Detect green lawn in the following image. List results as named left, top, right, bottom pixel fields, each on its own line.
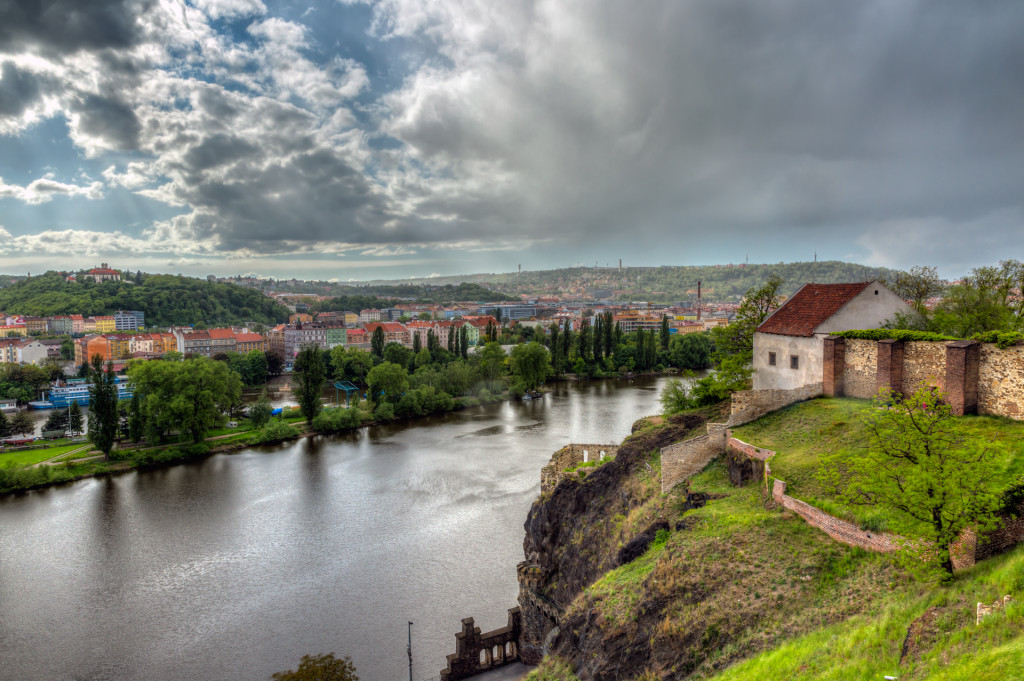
left=0, top=443, right=91, bottom=467
left=730, top=397, right=1024, bottom=529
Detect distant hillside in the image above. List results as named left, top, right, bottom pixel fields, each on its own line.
left=273, top=280, right=507, bottom=303
left=360, top=261, right=901, bottom=302
left=0, top=272, right=289, bottom=327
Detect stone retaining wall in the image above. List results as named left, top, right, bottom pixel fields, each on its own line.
left=660, top=423, right=727, bottom=493
left=540, top=443, right=619, bottom=494
left=728, top=383, right=823, bottom=426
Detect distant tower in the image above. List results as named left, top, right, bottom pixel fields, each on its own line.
left=697, top=281, right=702, bottom=321
left=518, top=264, right=521, bottom=275
left=618, top=258, right=622, bottom=272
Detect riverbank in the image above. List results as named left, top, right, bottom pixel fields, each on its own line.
left=0, top=385, right=544, bottom=496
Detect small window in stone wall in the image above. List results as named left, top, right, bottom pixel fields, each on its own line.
left=768, top=351, right=776, bottom=366
left=790, top=355, right=799, bottom=369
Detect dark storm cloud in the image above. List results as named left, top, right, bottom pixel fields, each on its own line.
left=0, top=0, right=151, bottom=55
left=72, top=93, right=142, bottom=151
left=0, top=62, right=48, bottom=116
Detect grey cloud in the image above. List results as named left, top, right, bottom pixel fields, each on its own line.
left=0, top=62, right=48, bottom=116
left=73, top=93, right=142, bottom=150
left=0, top=0, right=153, bottom=56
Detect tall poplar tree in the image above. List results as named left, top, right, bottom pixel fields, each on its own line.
left=578, top=318, right=592, bottom=363
left=593, top=315, right=604, bottom=362
left=549, top=323, right=561, bottom=375
left=459, top=326, right=469, bottom=359
left=294, top=344, right=326, bottom=423
left=87, top=356, right=119, bottom=455
left=412, top=331, right=421, bottom=354
left=660, top=315, right=670, bottom=350
left=371, top=326, right=386, bottom=358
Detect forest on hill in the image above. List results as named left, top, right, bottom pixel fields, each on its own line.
left=0, top=272, right=290, bottom=327
left=360, top=261, right=902, bottom=301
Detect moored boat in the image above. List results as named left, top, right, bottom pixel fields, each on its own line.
left=28, top=400, right=54, bottom=410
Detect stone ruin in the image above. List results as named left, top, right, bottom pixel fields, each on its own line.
left=439, top=608, right=521, bottom=680
left=539, top=443, right=619, bottom=494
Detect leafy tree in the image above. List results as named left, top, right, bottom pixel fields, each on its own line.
left=592, top=315, right=604, bottom=362
left=603, top=311, right=614, bottom=358
left=271, top=653, right=358, bottom=681
left=459, top=325, right=469, bottom=359
left=660, top=378, right=694, bottom=415
left=9, top=410, right=33, bottom=436
left=0, top=409, right=10, bottom=438
left=668, top=333, right=713, bottom=370
left=478, top=342, right=506, bottom=391
left=249, top=390, right=274, bottom=429
left=294, top=344, right=326, bottom=423
left=510, top=341, right=551, bottom=391
left=578, top=319, right=592, bottom=363
left=383, top=342, right=411, bottom=370
left=60, top=337, right=74, bottom=360
left=331, top=347, right=373, bottom=383
left=822, top=386, right=1001, bottom=581
left=660, top=315, right=670, bottom=350
left=266, top=350, right=285, bottom=376
left=370, top=327, right=385, bottom=358
left=68, top=400, right=84, bottom=436
left=883, top=265, right=945, bottom=314
left=929, top=261, right=1024, bottom=336
left=130, top=357, right=242, bottom=444
left=248, top=350, right=269, bottom=385
left=711, top=273, right=783, bottom=361
left=414, top=347, right=432, bottom=370
left=127, top=392, right=144, bottom=443
left=412, top=331, right=421, bottom=354
left=366, top=362, right=408, bottom=405
left=417, top=311, right=432, bottom=321
left=88, top=356, right=119, bottom=454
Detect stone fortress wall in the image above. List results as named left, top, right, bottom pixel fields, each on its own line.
left=540, top=443, right=619, bottom=494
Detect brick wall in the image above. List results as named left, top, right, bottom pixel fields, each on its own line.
left=771, top=480, right=900, bottom=553
left=844, top=338, right=877, bottom=398
left=661, top=423, right=728, bottom=493
left=728, top=383, right=823, bottom=426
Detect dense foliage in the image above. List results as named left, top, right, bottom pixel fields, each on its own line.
left=835, top=329, right=957, bottom=342
left=0, top=271, right=289, bottom=326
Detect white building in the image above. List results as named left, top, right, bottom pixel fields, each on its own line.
left=752, top=281, right=912, bottom=391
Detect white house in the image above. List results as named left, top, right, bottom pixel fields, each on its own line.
left=16, top=339, right=49, bottom=365
left=752, top=280, right=912, bottom=390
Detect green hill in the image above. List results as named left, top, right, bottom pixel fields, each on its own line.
left=0, top=272, right=289, bottom=327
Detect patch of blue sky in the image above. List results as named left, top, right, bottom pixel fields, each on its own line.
left=0, top=186, right=185, bottom=237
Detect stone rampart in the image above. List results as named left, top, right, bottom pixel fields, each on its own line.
left=771, top=480, right=900, bottom=553
left=728, top=383, right=823, bottom=426
left=540, top=444, right=619, bottom=494
left=835, top=338, right=1024, bottom=420
left=440, top=608, right=522, bottom=680
left=660, top=423, right=727, bottom=493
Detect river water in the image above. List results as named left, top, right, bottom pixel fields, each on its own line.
left=0, top=376, right=673, bottom=681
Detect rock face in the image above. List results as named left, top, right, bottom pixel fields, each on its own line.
left=517, top=414, right=707, bottom=667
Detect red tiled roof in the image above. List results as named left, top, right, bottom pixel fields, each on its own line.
left=207, top=328, right=236, bottom=340
left=184, top=330, right=211, bottom=340
left=235, top=333, right=265, bottom=343
left=756, top=282, right=872, bottom=337
left=89, top=268, right=120, bottom=275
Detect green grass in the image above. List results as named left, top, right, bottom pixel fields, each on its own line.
left=0, top=443, right=90, bottom=467
left=705, top=542, right=1024, bottom=681
left=730, top=397, right=1024, bottom=529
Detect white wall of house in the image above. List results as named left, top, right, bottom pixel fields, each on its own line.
left=752, top=333, right=825, bottom=390
left=17, top=341, right=49, bottom=365
left=819, top=281, right=911, bottom=332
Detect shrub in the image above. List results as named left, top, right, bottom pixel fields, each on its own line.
left=311, top=407, right=362, bottom=434
left=182, top=443, right=211, bottom=457
left=836, top=329, right=956, bottom=342
left=250, top=420, right=301, bottom=444
left=373, top=402, right=395, bottom=421
left=971, top=330, right=1024, bottom=349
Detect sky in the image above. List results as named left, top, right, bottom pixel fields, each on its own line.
left=1, top=0, right=1023, bottom=282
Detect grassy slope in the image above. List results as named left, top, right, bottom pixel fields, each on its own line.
left=527, top=399, right=1024, bottom=680
left=731, top=397, right=1024, bottom=530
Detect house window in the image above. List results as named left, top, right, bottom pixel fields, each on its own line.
left=768, top=352, right=776, bottom=366
left=790, top=355, right=799, bottom=370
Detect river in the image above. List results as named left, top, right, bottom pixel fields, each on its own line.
left=0, top=376, right=675, bottom=681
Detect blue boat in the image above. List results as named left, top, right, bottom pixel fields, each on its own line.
left=45, top=377, right=133, bottom=408
left=28, top=400, right=55, bottom=410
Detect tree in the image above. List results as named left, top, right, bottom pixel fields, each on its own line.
left=412, top=331, right=421, bottom=354
left=712, top=274, right=783, bottom=361
left=366, top=361, right=408, bottom=405
left=578, top=319, right=592, bottom=363
left=884, top=265, right=945, bottom=314
left=603, top=311, right=614, bottom=358
left=660, top=378, right=694, bottom=415
left=294, top=344, right=326, bottom=423
left=249, top=390, right=273, bottom=429
left=60, top=337, right=74, bottom=360
left=272, top=653, right=358, bottom=681
left=593, top=315, right=604, bottom=362
left=459, top=326, right=469, bottom=359
left=929, top=261, right=1024, bottom=336
left=548, top=323, right=562, bottom=376
left=371, top=326, right=385, bottom=358
left=127, top=392, right=144, bottom=443
left=0, top=410, right=9, bottom=438
left=88, top=356, right=119, bottom=455
left=668, top=333, right=713, bottom=370
left=478, top=342, right=506, bottom=391
left=9, top=410, right=33, bottom=436
left=331, top=347, right=373, bottom=384
left=660, top=315, right=670, bottom=350
left=248, top=350, right=269, bottom=386
left=383, top=342, right=411, bottom=370
left=130, top=357, right=242, bottom=444
left=68, top=400, right=83, bottom=436
left=822, top=386, right=1001, bottom=581
left=510, top=342, right=551, bottom=392
left=266, top=350, right=285, bottom=376
left=42, top=408, right=69, bottom=434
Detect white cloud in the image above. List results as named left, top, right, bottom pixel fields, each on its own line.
left=192, top=0, right=267, bottom=20
left=0, top=175, right=104, bottom=204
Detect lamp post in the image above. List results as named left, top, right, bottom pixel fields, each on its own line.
left=407, top=621, right=413, bottom=681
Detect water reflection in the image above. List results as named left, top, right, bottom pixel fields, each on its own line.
left=0, top=376, right=677, bottom=681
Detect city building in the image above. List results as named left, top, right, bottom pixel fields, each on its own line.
left=235, top=332, right=269, bottom=353
left=113, top=310, right=145, bottom=331
left=93, top=316, right=117, bottom=333
left=84, top=264, right=121, bottom=283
